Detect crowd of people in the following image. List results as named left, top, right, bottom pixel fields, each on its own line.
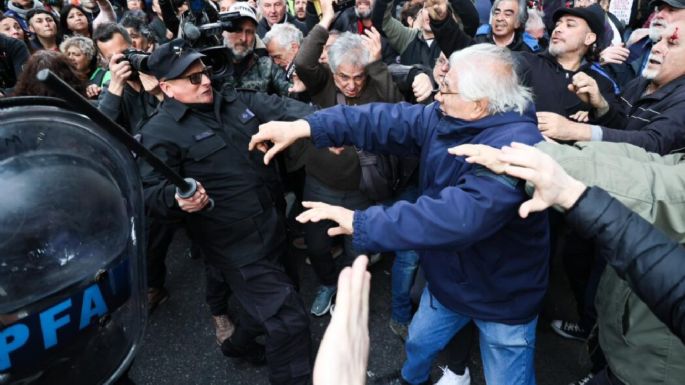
left=0, top=0, right=684, bottom=382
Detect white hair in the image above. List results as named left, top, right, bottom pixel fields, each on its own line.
left=448, top=43, right=533, bottom=115
left=262, top=23, right=303, bottom=48
left=327, top=32, right=371, bottom=73
left=525, top=7, right=545, bottom=33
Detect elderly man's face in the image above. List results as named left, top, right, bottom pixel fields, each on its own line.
left=333, top=62, right=367, bottom=98
left=355, top=0, right=374, bottom=19
left=650, top=4, right=685, bottom=40
left=491, top=0, right=520, bottom=39
left=548, top=15, right=596, bottom=58
left=643, top=22, right=685, bottom=87
left=294, top=0, right=308, bottom=19
left=225, top=19, right=256, bottom=60
left=434, top=69, right=487, bottom=121
left=266, top=40, right=299, bottom=69
left=262, top=0, right=286, bottom=26
left=160, top=61, right=213, bottom=104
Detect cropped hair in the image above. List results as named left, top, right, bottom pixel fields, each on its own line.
left=448, top=44, right=533, bottom=115
left=327, top=32, right=370, bottom=73
left=93, top=22, right=132, bottom=45
left=262, top=23, right=303, bottom=48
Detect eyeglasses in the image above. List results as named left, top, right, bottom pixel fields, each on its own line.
left=433, top=74, right=460, bottom=95
left=182, top=66, right=213, bottom=85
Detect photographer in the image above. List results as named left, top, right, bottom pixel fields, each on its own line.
left=221, top=3, right=294, bottom=96
left=94, top=22, right=161, bottom=133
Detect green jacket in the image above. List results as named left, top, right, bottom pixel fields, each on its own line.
left=221, top=53, right=292, bottom=96
left=538, top=141, right=685, bottom=385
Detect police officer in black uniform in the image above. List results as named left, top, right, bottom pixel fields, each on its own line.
left=140, top=40, right=315, bottom=385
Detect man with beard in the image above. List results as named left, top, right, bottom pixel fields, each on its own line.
left=535, top=20, right=685, bottom=156
left=222, top=2, right=294, bottom=96
left=26, top=9, right=59, bottom=52
left=427, top=1, right=618, bottom=118
left=293, top=0, right=320, bottom=30
left=257, top=0, right=308, bottom=38
left=600, top=0, right=685, bottom=86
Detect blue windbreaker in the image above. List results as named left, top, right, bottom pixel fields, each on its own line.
left=305, top=101, right=550, bottom=324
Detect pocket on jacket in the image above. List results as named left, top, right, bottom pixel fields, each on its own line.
left=188, top=134, right=226, bottom=161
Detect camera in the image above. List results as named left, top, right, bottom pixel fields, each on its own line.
left=178, top=4, right=244, bottom=82
left=118, top=48, right=151, bottom=79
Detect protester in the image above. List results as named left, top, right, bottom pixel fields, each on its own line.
left=222, top=2, right=294, bottom=95
left=0, top=13, right=27, bottom=42
left=257, top=0, right=309, bottom=38
left=250, top=43, right=549, bottom=385
left=59, top=35, right=103, bottom=98
left=537, top=19, right=685, bottom=155
left=27, top=9, right=60, bottom=52
left=60, top=5, right=92, bottom=38
left=13, top=49, right=87, bottom=97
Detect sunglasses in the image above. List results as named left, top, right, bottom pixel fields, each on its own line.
left=182, top=66, right=213, bottom=85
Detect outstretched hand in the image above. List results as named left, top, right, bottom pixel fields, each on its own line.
left=313, top=255, right=371, bottom=385
left=248, top=119, right=311, bottom=165
left=448, top=144, right=507, bottom=174
left=296, top=201, right=355, bottom=236
left=449, top=142, right=588, bottom=218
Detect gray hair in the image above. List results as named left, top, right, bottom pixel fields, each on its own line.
left=59, top=36, right=96, bottom=61
left=327, top=32, right=371, bottom=73
left=525, top=7, right=545, bottom=32
left=448, top=44, right=533, bottom=115
left=263, top=23, right=303, bottom=48
left=490, top=0, right=528, bottom=29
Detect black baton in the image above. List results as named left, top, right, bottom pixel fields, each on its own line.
left=36, top=69, right=214, bottom=211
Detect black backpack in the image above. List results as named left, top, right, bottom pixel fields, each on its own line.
left=357, top=149, right=400, bottom=202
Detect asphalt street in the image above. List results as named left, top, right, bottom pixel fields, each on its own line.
left=130, top=233, right=589, bottom=385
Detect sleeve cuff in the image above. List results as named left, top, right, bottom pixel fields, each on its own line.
left=305, top=114, right=335, bottom=148
left=352, top=210, right=370, bottom=252
left=590, top=125, right=604, bottom=141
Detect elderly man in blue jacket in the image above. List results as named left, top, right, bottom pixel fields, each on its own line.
left=249, top=44, right=550, bottom=385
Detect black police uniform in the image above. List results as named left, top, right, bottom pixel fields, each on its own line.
left=140, top=43, right=316, bottom=384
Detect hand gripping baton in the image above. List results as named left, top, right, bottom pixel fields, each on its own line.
left=36, top=69, right=214, bottom=211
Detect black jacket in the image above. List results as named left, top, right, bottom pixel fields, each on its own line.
left=517, top=52, right=619, bottom=116
left=0, top=34, right=29, bottom=93
left=431, top=10, right=618, bottom=117
left=139, top=88, right=315, bottom=269
left=430, top=9, right=535, bottom=56
left=566, top=187, right=685, bottom=343
left=98, top=83, right=160, bottom=134
left=594, top=75, right=685, bottom=155
left=257, top=13, right=309, bottom=38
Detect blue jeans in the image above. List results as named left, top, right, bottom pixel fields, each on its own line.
left=387, top=186, right=420, bottom=324
left=402, top=288, right=538, bottom=385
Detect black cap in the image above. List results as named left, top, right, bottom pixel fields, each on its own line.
left=650, top=0, right=685, bottom=9
left=147, top=39, right=205, bottom=81
left=553, top=4, right=605, bottom=39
